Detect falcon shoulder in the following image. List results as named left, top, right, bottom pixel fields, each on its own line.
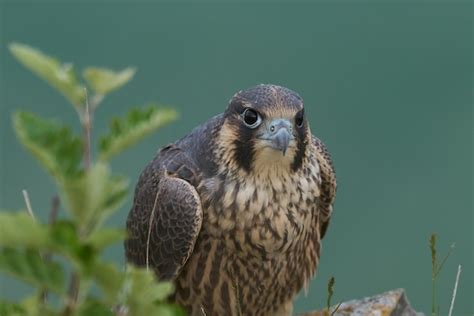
left=124, top=145, right=203, bottom=280
left=312, top=136, right=337, bottom=239
left=125, top=114, right=223, bottom=280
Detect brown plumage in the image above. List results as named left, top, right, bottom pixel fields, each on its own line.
left=125, top=84, right=337, bottom=316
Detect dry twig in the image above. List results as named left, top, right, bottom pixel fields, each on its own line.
left=22, top=189, right=35, bottom=220
left=448, top=265, right=462, bottom=316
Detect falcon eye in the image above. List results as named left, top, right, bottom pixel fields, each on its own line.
left=295, top=110, right=304, bottom=128
left=242, top=108, right=262, bottom=128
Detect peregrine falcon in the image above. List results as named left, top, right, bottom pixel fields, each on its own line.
left=125, top=84, right=337, bottom=316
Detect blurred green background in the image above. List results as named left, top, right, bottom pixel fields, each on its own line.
left=0, top=1, right=472, bottom=314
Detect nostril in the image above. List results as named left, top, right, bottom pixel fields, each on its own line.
left=270, top=125, right=275, bottom=132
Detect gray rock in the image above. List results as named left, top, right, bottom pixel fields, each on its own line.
left=302, top=289, right=423, bottom=316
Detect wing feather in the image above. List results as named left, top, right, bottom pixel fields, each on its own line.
left=125, top=146, right=203, bottom=280
left=312, top=136, right=337, bottom=239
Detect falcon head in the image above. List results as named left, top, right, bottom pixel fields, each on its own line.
left=220, top=84, right=311, bottom=173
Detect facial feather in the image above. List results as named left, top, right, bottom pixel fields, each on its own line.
left=218, top=84, right=310, bottom=175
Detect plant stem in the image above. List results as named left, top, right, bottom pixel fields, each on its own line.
left=430, top=233, right=437, bottom=316
left=448, top=265, right=462, bottom=316
left=49, top=195, right=60, bottom=225
left=434, top=243, right=455, bottom=279
left=40, top=195, right=60, bottom=303
left=327, top=276, right=335, bottom=313
left=63, top=273, right=80, bottom=316
left=67, top=273, right=80, bottom=302
left=65, top=90, right=95, bottom=314
left=432, top=277, right=436, bottom=316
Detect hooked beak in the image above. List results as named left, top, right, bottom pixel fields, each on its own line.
left=272, top=127, right=291, bottom=154
left=260, top=119, right=293, bottom=155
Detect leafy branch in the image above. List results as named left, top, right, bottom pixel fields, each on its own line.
left=1, top=43, right=182, bottom=316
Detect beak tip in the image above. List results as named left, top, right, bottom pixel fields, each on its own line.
left=271, top=129, right=291, bottom=155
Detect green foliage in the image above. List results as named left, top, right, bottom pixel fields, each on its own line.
left=83, top=67, right=136, bottom=96
left=91, top=262, right=125, bottom=303
left=0, top=212, right=49, bottom=248
left=0, top=248, right=65, bottom=294
left=77, top=299, right=115, bottom=316
left=1, top=42, right=181, bottom=316
left=13, top=112, right=83, bottom=181
left=122, top=267, right=184, bottom=316
left=5, top=296, right=57, bottom=316
left=60, top=163, right=128, bottom=232
left=86, top=228, right=127, bottom=252
left=9, top=43, right=86, bottom=110
left=99, top=106, right=178, bottom=162
left=0, top=301, right=28, bottom=316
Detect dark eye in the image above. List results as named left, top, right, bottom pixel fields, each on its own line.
left=295, top=110, right=304, bottom=127
left=242, top=108, right=262, bottom=128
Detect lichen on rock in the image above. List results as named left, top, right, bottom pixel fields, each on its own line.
left=302, top=289, right=423, bottom=316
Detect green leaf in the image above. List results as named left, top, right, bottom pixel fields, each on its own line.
left=122, top=266, right=181, bottom=316
left=83, top=67, right=136, bottom=96
left=48, top=221, right=87, bottom=264
left=49, top=221, right=80, bottom=250
left=77, top=299, right=115, bottom=316
left=20, top=296, right=57, bottom=316
left=45, top=221, right=99, bottom=278
left=0, top=301, right=27, bottom=316
left=9, top=43, right=86, bottom=109
left=145, top=281, right=174, bottom=302
left=13, top=111, right=82, bottom=182
left=0, top=216, right=94, bottom=272
left=99, top=106, right=178, bottom=161
left=60, top=163, right=128, bottom=232
left=155, top=305, right=186, bottom=316
left=0, top=248, right=65, bottom=294
left=91, top=262, right=124, bottom=303
left=86, top=228, right=127, bottom=251
left=128, top=303, right=185, bottom=316
left=0, top=212, right=49, bottom=248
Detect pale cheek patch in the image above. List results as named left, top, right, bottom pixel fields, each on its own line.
left=252, top=145, right=297, bottom=178
left=218, top=122, right=238, bottom=154
left=216, top=120, right=242, bottom=173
